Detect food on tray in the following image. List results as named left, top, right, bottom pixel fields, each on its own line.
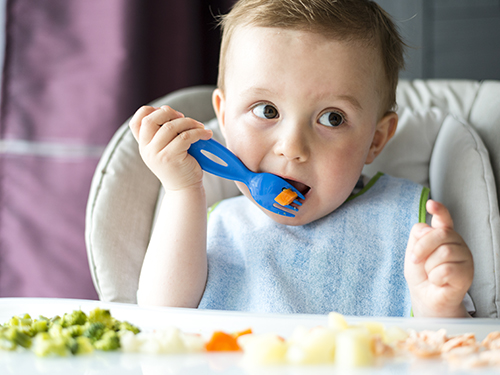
left=121, top=327, right=253, bottom=354
left=120, top=326, right=204, bottom=354
left=286, top=326, right=337, bottom=365
left=239, top=333, right=288, bottom=365
left=401, top=327, right=500, bottom=368
left=205, top=329, right=253, bottom=351
left=239, top=312, right=401, bottom=367
left=0, top=308, right=139, bottom=356
left=205, top=331, right=242, bottom=351
left=2, top=308, right=500, bottom=370
left=238, top=312, right=500, bottom=369
left=274, top=188, right=298, bottom=206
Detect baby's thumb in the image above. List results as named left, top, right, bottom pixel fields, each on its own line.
left=427, top=200, right=454, bottom=230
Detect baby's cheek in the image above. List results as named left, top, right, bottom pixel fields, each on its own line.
left=235, top=182, right=252, bottom=199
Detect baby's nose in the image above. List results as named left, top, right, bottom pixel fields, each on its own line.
left=274, top=125, right=310, bottom=162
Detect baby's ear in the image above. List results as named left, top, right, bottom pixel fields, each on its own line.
left=212, top=88, right=227, bottom=137
left=365, top=111, right=398, bottom=164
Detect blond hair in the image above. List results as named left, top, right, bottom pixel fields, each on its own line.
left=216, top=0, right=405, bottom=113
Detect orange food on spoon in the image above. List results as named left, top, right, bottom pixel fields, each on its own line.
left=275, top=188, right=298, bottom=206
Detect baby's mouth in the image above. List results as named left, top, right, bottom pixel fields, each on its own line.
left=284, top=179, right=311, bottom=198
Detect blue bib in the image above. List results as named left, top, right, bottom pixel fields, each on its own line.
left=198, top=174, right=427, bottom=316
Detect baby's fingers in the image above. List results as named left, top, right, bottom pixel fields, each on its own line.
left=410, top=226, right=463, bottom=264
left=131, top=105, right=184, bottom=145
left=129, top=106, right=157, bottom=141
left=151, top=119, right=212, bottom=159
left=424, top=240, right=470, bottom=274
left=427, top=259, right=473, bottom=291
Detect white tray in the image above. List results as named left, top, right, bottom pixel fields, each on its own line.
left=1, top=298, right=499, bottom=375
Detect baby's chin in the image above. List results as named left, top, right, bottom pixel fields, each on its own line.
left=264, top=211, right=308, bottom=226
left=260, top=204, right=323, bottom=227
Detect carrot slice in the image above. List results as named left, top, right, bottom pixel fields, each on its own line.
left=275, top=188, right=298, bottom=206
left=205, top=331, right=241, bottom=351
left=233, top=328, right=253, bottom=339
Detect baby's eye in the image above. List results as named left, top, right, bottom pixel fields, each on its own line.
left=252, top=104, right=279, bottom=119
left=319, top=111, right=344, bottom=127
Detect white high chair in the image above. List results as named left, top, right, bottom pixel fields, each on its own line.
left=85, top=80, right=500, bottom=318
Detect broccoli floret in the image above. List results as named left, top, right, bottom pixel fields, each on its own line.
left=32, top=332, right=69, bottom=357
left=6, top=315, right=34, bottom=336
left=88, top=308, right=115, bottom=329
left=83, top=322, right=106, bottom=342
left=0, top=337, right=16, bottom=351
left=0, top=327, right=17, bottom=351
left=75, top=336, right=95, bottom=355
left=116, top=321, right=141, bottom=335
left=66, top=336, right=94, bottom=355
left=62, top=310, right=87, bottom=327
left=66, top=337, right=78, bottom=354
left=65, top=324, right=85, bottom=338
left=48, top=315, right=62, bottom=328
left=93, top=330, right=120, bottom=351
left=2, top=326, right=32, bottom=349
left=48, top=324, right=64, bottom=338
left=8, top=314, right=31, bottom=327
left=31, top=319, right=48, bottom=335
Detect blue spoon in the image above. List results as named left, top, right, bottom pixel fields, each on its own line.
left=188, top=138, right=304, bottom=217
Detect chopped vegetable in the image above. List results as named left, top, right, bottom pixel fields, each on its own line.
left=0, top=308, right=140, bottom=357
left=205, top=331, right=241, bottom=351
left=32, top=332, right=69, bottom=357
left=65, top=324, right=85, bottom=338
left=31, top=319, right=49, bottom=334
left=286, top=326, right=337, bottom=364
left=328, top=311, right=350, bottom=330
left=1, top=326, right=32, bottom=349
left=88, top=308, right=114, bottom=329
left=335, top=328, right=374, bottom=367
left=116, top=321, right=141, bottom=335
left=120, top=328, right=204, bottom=354
left=239, top=333, right=288, bottom=365
left=83, top=322, right=106, bottom=342
left=0, top=333, right=17, bottom=351
left=94, top=330, right=120, bottom=351
left=70, top=336, right=94, bottom=355
left=274, top=188, right=298, bottom=206
left=62, top=310, right=87, bottom=327
left=233, top=328, right=253, bottom=339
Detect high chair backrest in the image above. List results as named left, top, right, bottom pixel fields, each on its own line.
left=85, top=80, right=500, bottom=318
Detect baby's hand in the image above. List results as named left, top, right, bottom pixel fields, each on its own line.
left=404, top=200, right=474, bottom=317
left=129, top=105, right=212, bottom=190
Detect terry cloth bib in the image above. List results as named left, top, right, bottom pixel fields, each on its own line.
left=198, top=173, right=428, bottom=316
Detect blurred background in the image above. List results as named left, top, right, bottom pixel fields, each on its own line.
left=0, top=0, right=499, bottom=300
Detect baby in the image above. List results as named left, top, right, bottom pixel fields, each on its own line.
left=130, top=0, right=473, bottom=318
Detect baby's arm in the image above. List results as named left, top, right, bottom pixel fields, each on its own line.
left=404, top=200, right=474, bottom=318
left=129, top=105, right=213, bottom=308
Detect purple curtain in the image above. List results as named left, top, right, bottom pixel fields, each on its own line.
left=0, top=0, right=234, bottom=299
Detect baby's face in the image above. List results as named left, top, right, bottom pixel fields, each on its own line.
left=213, top=26, right=395, bottom=225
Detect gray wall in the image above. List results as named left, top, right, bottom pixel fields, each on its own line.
left=376, top=0, right=500, bottom=80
